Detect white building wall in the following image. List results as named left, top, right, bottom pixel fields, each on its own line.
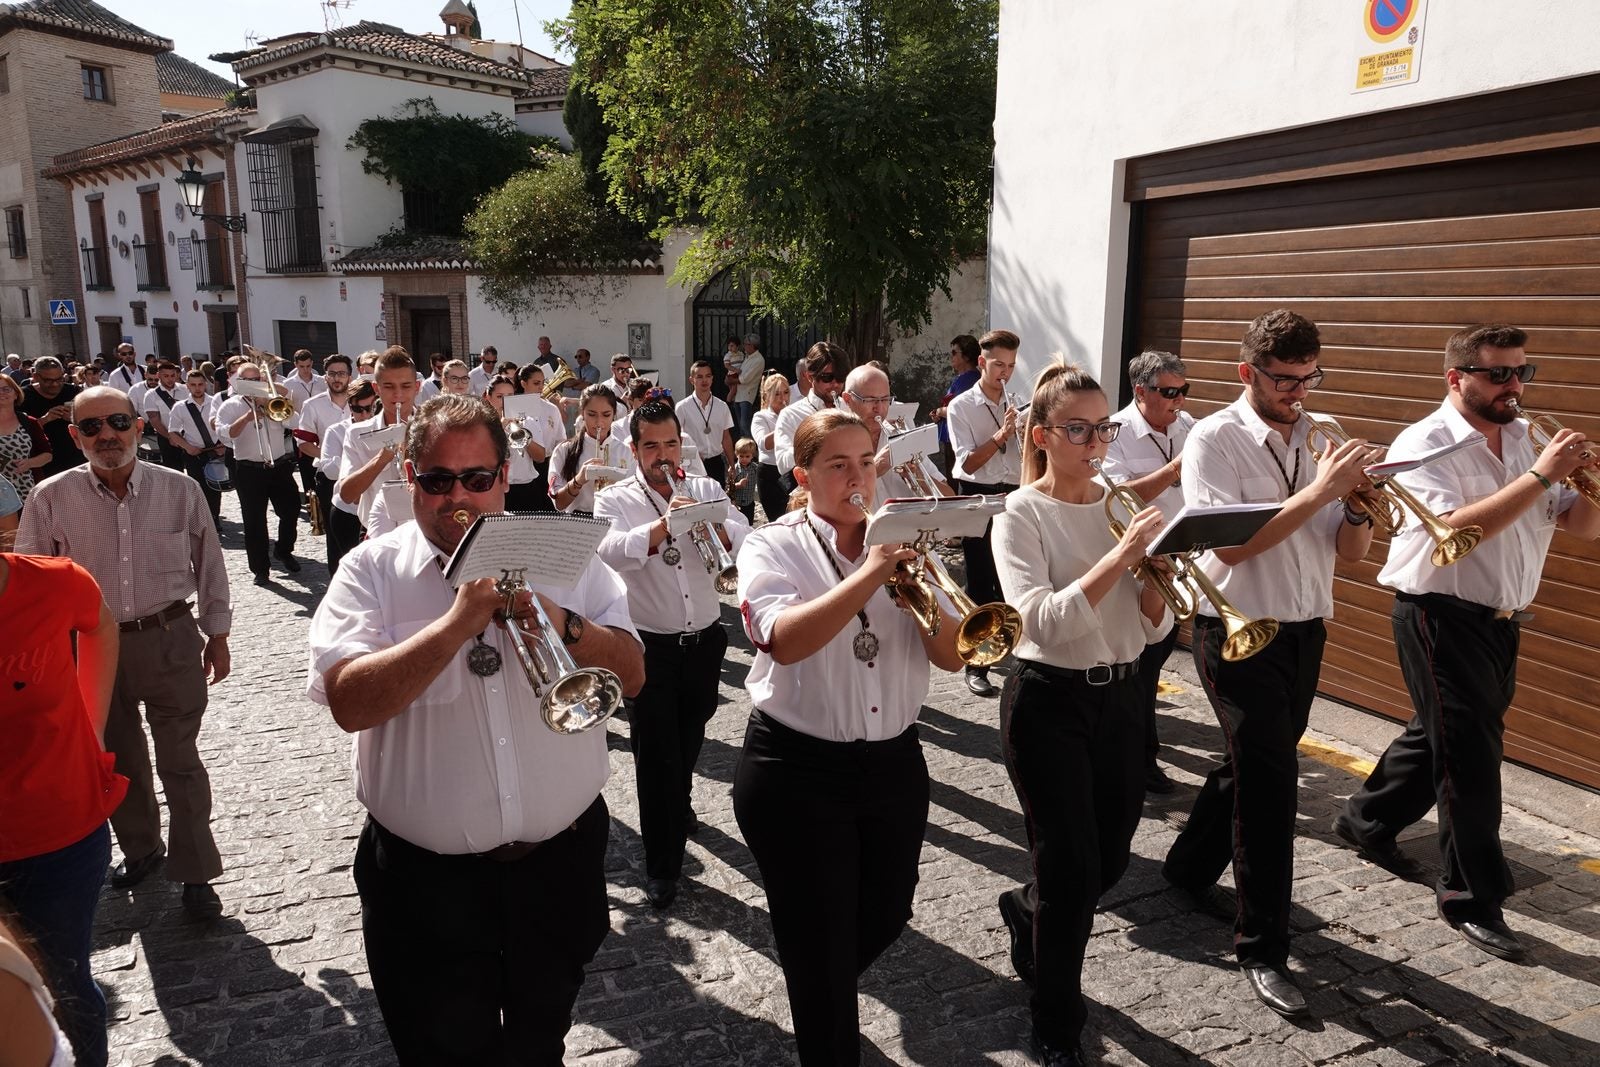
left=246, top=273, right=386, bottom=358
left=515, top=105, right=570, bottom=147
left=990, top=1, right=1600, bottom=387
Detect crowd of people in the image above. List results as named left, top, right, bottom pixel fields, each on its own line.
left=1, top=315, right=1580, bottom=1067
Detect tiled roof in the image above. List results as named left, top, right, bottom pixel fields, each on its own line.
left=157, top=51, right=234, bottom=99
left=520, top=66, right=569, bottom=100
left=0, top=0, right=171, bottom=52
left=336, top=233, right=664, bottom=275
left=44, top=107, right=256, bottom=177
left=234, top=19, right=533, bottom=83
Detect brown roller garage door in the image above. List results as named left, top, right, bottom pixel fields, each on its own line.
left=1124, top=83, right=1600, bottom=790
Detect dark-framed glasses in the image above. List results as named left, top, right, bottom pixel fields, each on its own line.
left=348, top=403, right=375, bottom=415
left=813, top=371, right=838, bottom=383
left=1042, top=420, right=1120, bottom=444
left=413, top=468, right=499, bottom=495
left=1458, top=364, right=1536, bottom=385
left=846, top=389, right=891, bottom=405
left=1150, top=384, right=1191, bottom=399
left=1252, top=366, right=1325, bottom=392
left=74, top=413, right=136, bottom=436
left=444, top=374, right=471, bottom=384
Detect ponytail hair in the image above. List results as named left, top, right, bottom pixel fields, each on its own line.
left=1021, top=355, right=1102, bottom=483
left=560, top=383, right=620, bottom=483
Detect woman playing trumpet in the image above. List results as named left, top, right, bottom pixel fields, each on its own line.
left=733, top=409, right=964, bottom=1065
left=991, top=360, right=1174, bottom=1066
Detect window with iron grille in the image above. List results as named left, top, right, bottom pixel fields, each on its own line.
left=81, top=64, right=109, bottom=102
left=193, top=237, right=231, bottom=290
left=246, top=137, right=324, bottom=274
left=135, top=189, right=167, bottom=290
left=4, top=207, right=24, bottom=258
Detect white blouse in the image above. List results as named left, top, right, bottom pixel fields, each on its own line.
left=548, top=432, right=635, bottom=513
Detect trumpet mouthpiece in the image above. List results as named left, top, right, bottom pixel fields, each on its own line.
left=849, top=493, right=868, bottom=510
left=452, top=509, right=472, bottom=528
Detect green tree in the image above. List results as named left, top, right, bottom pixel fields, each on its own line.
left=557, top=0, right=997, bottom=361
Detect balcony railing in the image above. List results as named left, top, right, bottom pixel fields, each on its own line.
left=193, top=236, right=232, bottom=291
left=133, top=241, right=168, bottom=291
left=82, top=246, right=113, bottom=290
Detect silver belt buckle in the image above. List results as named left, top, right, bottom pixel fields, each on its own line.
left=1085, top=663, right=1113, bottom=686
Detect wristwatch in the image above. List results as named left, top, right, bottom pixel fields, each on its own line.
left=561, top=609, right=585, bottom=646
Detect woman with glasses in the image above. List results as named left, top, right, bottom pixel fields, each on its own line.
left=989, top=360, right=1172, bottom=1067
left=440, top=360, right=474, bottom=397
left=0, top=374, right=52, bottom=504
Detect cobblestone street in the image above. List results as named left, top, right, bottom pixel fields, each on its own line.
left=96, top=504, right=1600, bottom=1066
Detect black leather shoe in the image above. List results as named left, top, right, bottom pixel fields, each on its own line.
left=965, top=669, right=998, bottom=697
left=1439, top=905, right=1524, bottom=961
left=685, top=810, right=700, bottom=836
left=1145, top=765, right=1176, bottom=794
left=253, top=573, right=272, bottom=587
left=1032, top=1032, right=1086, bottom=1066
left=275, top=551, right=301, bottom=573
left=181, top=883, right=223, bottom=920
left=110, top=848, right=165, bottom=888
left=997, top=891, right=1036, bottom=987
left=645, top=878, right=678, bottom=909
left=1332, top=815, right=1424, bottom=879
left=1242, top=963, right=1308, bottom=1018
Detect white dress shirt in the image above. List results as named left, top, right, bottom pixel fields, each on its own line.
left=677, top=394, right=734, bottom=463
left=947, top=384, right=1022, bottom=484
left=789, top=382, right=803, bottom=404
left=737, top=509, right=937, bottom=742
left=319, top=420, right=354, bottom=486
left=306, top=521, right=639, bottom=854
left=295, top=392, right=348, bottom=452
left=594, top=473, right=752, bottom=634
left=337, top=413, right=407, bottom=525
left=215, top=394, right=296, bottom=463
left=127, top=381, right=152, bottom=416
left=1103, top=401, right=1195, bottom=520
left=108, top=363, right=142, bottom=393
left=773, top=392, right=836, bottom=476
left=504, top=394, right=563, bottom=487
left=549, top=433, right=634, bottom=513
left=752, top=408, right=780, bottom=465
left=1378, top=399, right=1575, bottom=611
left=165, top=394, right=219, bottom=448
left=1183, top=393, right=1343, bottom=623
left=469, top=366, right=497, bottom=395
left=142, top=384, right=182, bottom=422
left=281, top=372, right=326, bottom=407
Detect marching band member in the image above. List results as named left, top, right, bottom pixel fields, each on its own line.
left=216, top=361, right=301, bottom=585
left=676, top=360, right=736, bottom=485
left=774, top=343, right=848, bottom=491
left=594, top=400, right=751, bottom=909
left=992, top=359, right=1172, bottom=1067
left=1101, top=349, right=1196, bottom=795
left=733, top=409, right=963, bottom=1065
left=1162, top=310, right=1376, bottom=1019
left=319, top=380, right=378, bottom=573
left=1338, top=325, right=1600, bottom=961
left=839, top=364, right=952, bottom=501
left=550, top=384, right=633, bottom=515
left=336, top=348, right=419, bottom=532
left=486, top=379, right=549, bottom=513
left=751, top=373, right=790, bottom=522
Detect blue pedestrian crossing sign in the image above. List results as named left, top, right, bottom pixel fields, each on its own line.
left=48, top=299, right=78, bottom=325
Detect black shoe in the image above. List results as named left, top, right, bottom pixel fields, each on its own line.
left=253, top=573, right=272, bottom=587
left=997, top=890, right=1036, bottom=987
left=1439, top=905, right=1524, bottom=961
left=110, top=848, right=165, bottom=888
left=181, top=883, right=223, bottom=920
left=1145, top=765, right=1176, bottom=794
left=1031, top=1032, right=1085, bottom=1067
left=274, top=550, right=301, bottom=573
left=965, top=668, right=998, bottom=697
left=645, top=878, right=678, bottom=909
left=685, top=810, right=700, bottom=836
left=1242, top=963, right=1308, bottom=1018
left=1331, top=815, right=1424, bottom=879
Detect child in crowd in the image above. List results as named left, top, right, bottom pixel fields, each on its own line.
left=728, top=437, right=758, bottom=524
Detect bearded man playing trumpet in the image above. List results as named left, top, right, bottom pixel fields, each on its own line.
left=307, top=395, right=643, bottom=1066
left=1337, top=325, right=1600, bottom=963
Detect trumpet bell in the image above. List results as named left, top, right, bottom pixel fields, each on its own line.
left=956, top=602, right=1023, bottom=668
left=1430, top=525, right=1483, bottom=567
left=264, top=395, right=295, bottom=422
left=1221, top=617, right=1280, bottom=663
left=542, top=363, right=578, bottom=401
left=543, top=670, right=624, bottom=734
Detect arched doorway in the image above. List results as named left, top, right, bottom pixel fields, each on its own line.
left=691, top=269, right=824, bottom=398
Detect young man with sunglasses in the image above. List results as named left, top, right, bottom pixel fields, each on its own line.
left=1337, top=325, right=1600, bottom=962
left=307, top=394, right=643, bottom=1065
left=1102, top=350, right=1196, bottom=795
left=1162, top=310, right=1377, bottom=1020
left=17, top=387, right=232, bottom=921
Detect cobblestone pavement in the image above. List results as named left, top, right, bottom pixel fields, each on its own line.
left=95, top=503, right=1600, bottom=1066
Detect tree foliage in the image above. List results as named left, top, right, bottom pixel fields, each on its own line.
left=557, top=0, right=998, bottom=358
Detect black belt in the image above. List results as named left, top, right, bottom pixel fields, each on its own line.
left=372, top=816, right=578, bottom=864
left=1021, top=658, right=1138, bottom=687
left=236, top=456, right=294, bottom=469
left=955, top=479, right=1018, bottom=495
left=1396, top=591, right=1524, bottom=624
left=640, top=622, right=723, bottom=647
left=120, top=600, right=191, bottom=633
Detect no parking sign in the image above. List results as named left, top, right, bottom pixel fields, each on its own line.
left=1354, top=0, right=1428, bottom=92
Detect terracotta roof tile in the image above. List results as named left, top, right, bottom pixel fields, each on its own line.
left=234, top=19, right=532, bottom=83
left=157, top=51, right=234, bottom=99
left=0, top=0, right=171, bottom=52
left=336, top=233, right=664, bottom=275
left=44, top=107, right=256, bottom=176
left=520, top=66, right=569, bottom=100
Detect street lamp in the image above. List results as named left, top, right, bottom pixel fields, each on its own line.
left=175, top=158, right=247, bottom=232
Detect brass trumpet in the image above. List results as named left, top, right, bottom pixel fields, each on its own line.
left=1294, top=402, right=1481, bottom=567
left=661, top=463, right=738, bottom=594
left=1506, top=399, right=1600, bottom=511
left=542, top=360, right=579, bottom=401
left=851, top=493, right=1022, bottom=667
left=241, top=344, right=295, bottom=422
left=1096, top=460, right=1278, bottom=662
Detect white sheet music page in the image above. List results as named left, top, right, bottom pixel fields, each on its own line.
left=665, top=498, right=730, bottom=537
left=864, top=494, right=1006, bottom=544
left=444, top=513, right=612, bottom=590
left=886, top=422, right=939, bottom=467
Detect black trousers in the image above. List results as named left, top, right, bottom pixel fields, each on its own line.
left=1165, top=616, right=1325, bottom=967
left=234, top=457, right=300, bottom=578
left=733, top=710, right=928, bottom=1066
left=999, top=662, right=1146, bottom=1048
left=157, top=437, right=186, bottom=471
left=296, top=451, right=316, bottom=496
left=1343, top=593, right=1519, bottom=923
left=505, top=479, right=552, bottom=513
left=353, top=800, right=610, bottom=1066
left=327, top=505, right=363, bottom=576
left=757, top=462, right=788, bottom=522
left=182, top=452, right=222, bottom=525
left=954, top=480, right=1017, bottom=615
left=702, top=454, right=727, bottom=486
left=1138, top=626, right=1181, bottom=766
left=631, top=625, right=727, bottom=879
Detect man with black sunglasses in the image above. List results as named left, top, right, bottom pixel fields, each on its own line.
left=1337, top=324, right=1600, bottom=963
left=1103, top=349, right=1196, bottom=794
left=1163, top=310, right=1377, bottom=1020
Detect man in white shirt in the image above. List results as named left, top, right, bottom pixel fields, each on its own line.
left=106, top=343, right=142, bottom=393
left=416, top=352, right=446, bottom=401
left=840, top=365, right=950, bottom=502
left=142, top=361, right=187, bottom=470
left=1337, top=324, right=1600, bottom=963
left=1162, top=310, right=1376, bottom=1020
left=280, top=349, right=327, bottom=408
left=945, top=329, right=1025, bottom=697
left=730, top=332, right=765, bottom=439
left=307, top=395, right=643, bottom=1065
left=337, top=348, right=420, bottom=534
left=468, top=345, right=499, bottom=396
left=1101, top=349, right=1197, bottom=796
left=295, top=354, right=353, bottom=545
left=595, top=401, right=750, bottom=909
left=166, top=369, right=226, bottom=528
left=217, top=362, right=302, bottom=585
left=676, top=360, right=735, bottom=485
left=774, top=342, right=846, bottom=484
left=602, top=352, right=635, bottom=402
left=320, top=380, right=378, bottom=573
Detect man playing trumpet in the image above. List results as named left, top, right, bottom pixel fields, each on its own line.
left=839, top=364, right=952, bottom=501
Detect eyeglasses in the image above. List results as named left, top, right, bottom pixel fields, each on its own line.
left=1041, top=421, right=1120, bottom=444
left=348, top=404, right=374, bottom=415
left=1251, top=366, right=1325, bottom=392
left=445, top=375, right=471, bottom=384
left=1148, top=384, right=1191, bottom=399
left=1458, top=364, right=1537, bottom=385
left=74, top=413, right=136, bottom=436
left=33, top=375, right=64, bottom=385
left=412, top=468, right=500, bottom=495
left=846, top=390, right=890, bottom=405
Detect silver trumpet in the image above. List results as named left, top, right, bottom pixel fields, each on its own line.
left=504, top=417, right=530, bottom=451
left=453, top=511, right=622, bottom=734
left=661, top=463, right=739, bottom=594
left=1005, top=390, right=1028, bottom=455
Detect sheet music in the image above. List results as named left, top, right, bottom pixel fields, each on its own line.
left=444, top=512, right=612, bottom=590
left=886, top=422, right=939, bottom=467
left=361, top=422, right=405, bottom=450
left=502, top=395, right=548, bottom=421
left=887, top=401, right=920, bottom=426
left=378, top=480, right=412, bottom=526
left=666, top=498, right=729, bottom=537
left=865, top=494, right=1006, bottom=544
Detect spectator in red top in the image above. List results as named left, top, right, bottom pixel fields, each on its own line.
left=0, top=374, right=51, bottom=502
left=0, top=554, right=123, bottom=1067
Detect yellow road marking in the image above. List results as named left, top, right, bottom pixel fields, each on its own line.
left=1581, top=859, right=1600, bottom=877
left=1157, top=680, right=1185, bottom=696
left=1296, top=737, right=1376, bottom=779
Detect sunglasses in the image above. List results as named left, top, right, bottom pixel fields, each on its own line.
left=74, top=413, right=136, bottom=436
left=1042, top=420, right=1120, bottom=444
left=413, top=468, right=499, bottom=495
left=1458, top=364, right=1537, bottom=385
left=348, top=404, right=374, bottom=415
left=814, top=371, right=838, bottom=383
left=1148, top=384, right=1191, bottom=399
left=1252, top=366, right=1325, bottom=392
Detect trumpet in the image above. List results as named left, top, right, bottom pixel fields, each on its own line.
left=241, top=344, right=295, bottom=422
left=880, top=416, right=939, bottom=497
left=851, top=493, right=1022, bottom=666
left=504, top=417, right=530, bottom=451
left=542, top=360, right=579, bottom=401
left=661, top=463, right=738, bottom=594
left=1294, top=402, right=1482, bottom=567
left=1506, top=399, right=1600, bottom=511
left=452, top=510, right=622, bottom=734
left=1096, top=460, right=1278, bottom=662
left=1005, top=391, right=1028, bottom=455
